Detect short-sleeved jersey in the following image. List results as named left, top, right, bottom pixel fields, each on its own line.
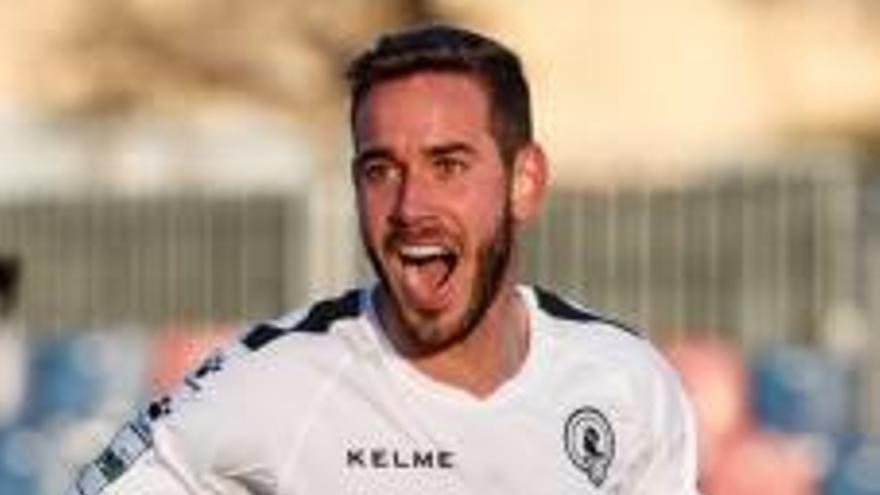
left=67, top=285, right=700, bottom=495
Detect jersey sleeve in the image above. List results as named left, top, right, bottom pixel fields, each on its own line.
left=630, top=349, right=702, bottom=495
left=66, top=341, right=263, bottom=495
left=66, top=413, right=254, bottom=495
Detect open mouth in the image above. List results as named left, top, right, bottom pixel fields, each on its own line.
left=389, top=241, right=461, bottom=311
left=398, top=244, right=459, bottom=289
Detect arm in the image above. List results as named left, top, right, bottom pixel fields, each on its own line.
left=630, top=352, right=702, bottom=495
left=66, top=345, right=256, bottom=495
left=66, top=416, right=195, bottom=495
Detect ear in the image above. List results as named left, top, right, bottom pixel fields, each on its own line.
left=510, top=142, right=548, bottom=224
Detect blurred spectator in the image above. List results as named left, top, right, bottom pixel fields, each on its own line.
left=752, top=347, right=853, bottom=436
left=665, top=338, right=752, bottom=477
left=0, top=255, right=20, bottom=317
left=706, top=430, right=821, bottom=495
left=0, top=428, right=40, bottom=495
left=21, top=335, right=104, bottom=426
left=825, top=436, right=880, bottom=495
left=0, top=333, right=26, bottom=428
left=665, top=337, right=873, bottom=495
left=0, top=255, right=24, bottom=427
left=150, top=325, right=234, bottom=394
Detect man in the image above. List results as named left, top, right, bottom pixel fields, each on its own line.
left=68, top=25, right=700, bottom=494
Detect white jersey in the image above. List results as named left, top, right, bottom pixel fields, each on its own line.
left=68, top=285, right=700, bottom=495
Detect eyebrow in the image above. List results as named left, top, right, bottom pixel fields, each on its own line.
left=352, top=141, right=477, bottom=170
left=425, top=142, right=476, bottom=158
left=352, top=147, right=395, bottom=170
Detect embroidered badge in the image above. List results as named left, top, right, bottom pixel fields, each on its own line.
left=564, top=406, right=615, bottom=487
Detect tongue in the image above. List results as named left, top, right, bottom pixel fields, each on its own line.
left=402, top=258, right=450, bottom=308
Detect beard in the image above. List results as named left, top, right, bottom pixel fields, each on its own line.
left=362, top=200, right=515, bottom=357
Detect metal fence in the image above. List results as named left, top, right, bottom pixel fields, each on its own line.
left=523, top=169, right=859, bottom=349
left=0, top=194, right=304, bottom=330
left=0, top=167, right=867, bottom=344
left=0, top=163, right=876, bottom=429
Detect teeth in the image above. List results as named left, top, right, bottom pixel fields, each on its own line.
left=399, top=245, right=449, bottom=259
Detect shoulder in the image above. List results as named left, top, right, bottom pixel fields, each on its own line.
left=69, top=291, right=371, bottom=495
left=530, top=285, right=643, bottom=339
left=174, top=287, right=367, bottom=399
left=526, top=285, right=679, bottom=395
left=528, top=285, right=647, bottom=364
left=521, top=287, right=699, bottom=491
left=155, top=288, right=366, bottom=407
left=143, top=289, right=370, bottom=465
left=240, top=288, right=363, bottom=351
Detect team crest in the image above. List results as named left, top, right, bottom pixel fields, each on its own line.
left=564, top=406, right=615, bottom=487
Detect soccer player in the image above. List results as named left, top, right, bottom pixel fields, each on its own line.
left=67, top=25, right=700, bottom=494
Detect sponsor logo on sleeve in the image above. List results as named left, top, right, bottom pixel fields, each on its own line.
left=184, top=351, right=226, bottom=393
left=73, top=417, right=153, bottom=495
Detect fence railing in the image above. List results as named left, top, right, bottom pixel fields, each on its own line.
left=0, top=164, right=876, bottom=430
left=0, top=168, right=865, bottom=343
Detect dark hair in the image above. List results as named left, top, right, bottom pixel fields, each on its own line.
left=346, top=24, right=533, bottom=167
left=0, top=255, right=20, bottom=316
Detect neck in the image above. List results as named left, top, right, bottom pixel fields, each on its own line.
left=377, top=280, right=531, bottom=399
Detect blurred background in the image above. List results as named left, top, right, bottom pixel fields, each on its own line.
left=0, top=0, right=878, bottom=494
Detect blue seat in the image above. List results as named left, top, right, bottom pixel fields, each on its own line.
left=20, top=335, right=104, bottom=427
left=825, top=436, right=880, bottom=495
left=0, top=429, right=40, bottom=495
left=752, top=346, right=853, bottom=436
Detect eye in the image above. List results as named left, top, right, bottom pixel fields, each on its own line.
left=434, top=155, right=467, bottom=178
left=360, top=159, right=400, bottom=185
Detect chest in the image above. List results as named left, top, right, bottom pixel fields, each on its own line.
left=273, top=368, right=646, bottom=495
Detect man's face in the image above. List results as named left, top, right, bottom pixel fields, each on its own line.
left=352, top=72, right=516, bottom=354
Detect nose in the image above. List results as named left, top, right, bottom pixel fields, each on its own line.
left=391, top=169, right=433, bottom=225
